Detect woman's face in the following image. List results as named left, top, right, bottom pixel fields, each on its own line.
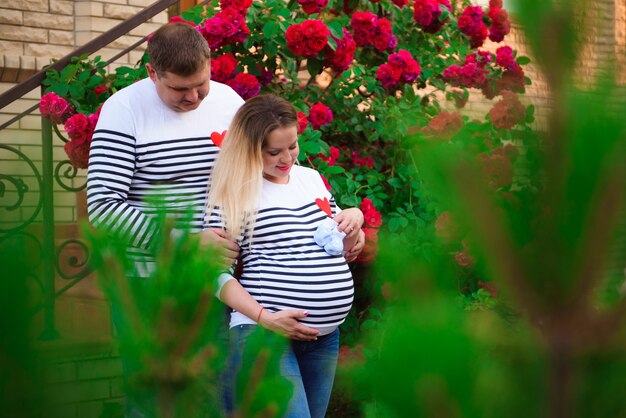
left=262, top=125, right=299, bottom=184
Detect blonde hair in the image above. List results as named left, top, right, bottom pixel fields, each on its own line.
left=207, top=95, right=298, bottom=241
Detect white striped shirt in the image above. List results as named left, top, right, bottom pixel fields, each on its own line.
left=87, top=78, right=244, bottom=277
left=208, top=165, right=354, bottom=334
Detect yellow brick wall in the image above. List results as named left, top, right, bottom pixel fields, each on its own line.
left=462, top=0, right=625, bottom=129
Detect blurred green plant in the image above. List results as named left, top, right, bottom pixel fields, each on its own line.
left=345, top=0, right=626, bottom=416
left=84, top=211, right=291, bottom=418
left=0, top=235, right=43, bottom=418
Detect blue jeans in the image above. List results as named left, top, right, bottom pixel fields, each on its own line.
left=225, top=325, right=339, bottom=418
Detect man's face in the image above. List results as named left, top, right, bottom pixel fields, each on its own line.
left=147, top=62, right=211, bottom=112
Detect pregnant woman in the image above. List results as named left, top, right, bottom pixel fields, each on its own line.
left=206, top=94, right=363, bottom=418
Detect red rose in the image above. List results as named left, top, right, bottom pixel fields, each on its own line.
left=256, top=65, right=274, bottom=85
left=435, top=211, right=462, bottom=243
left=199, top=8, right=249, bottom=49
left=297, top=111, right=309, bottom=133
left=427, top=111, right=463, bottom=136
left=324, top=29, right=356, bottom=73
left=93, top=86, right=108, bottom=96
left=364, top=208, right=382, bottom=228
left=372, top=18, right=397, bottom=52
left=497, top=65, right=526, bottom=93
left=64, top=140, right=90, bottom=169
left=328, top=146, right=340, bottom=166
left=478, top=152, right=513, bottom=189
left=351, top=151, right=374, bottom=168
left=458, top=5, right=488, bottom=48
left=350, top=12, right=377, bottom=46
left=388, top=50, right=420, bottom=83
left=64, top=113, right=93, bottom=143
left=297, top=0, right=328, bottom=14
left=286, top=20, right=329, bottom=58
left=220, top=0, right=252, bottom=12
left=360, top=198, right=375, bottom=214
left=308, top=103, right=333, bottom=129
left=454, top=249, right=475, bottom=269
left=338, top=344, right=366, bottom=365
left=211, top=53, right=238, bottom=83
left=227, top=73, right=260, bottom=100
left=493, top=143, right=519, bottom=162
left=489, top=90, right=525, bottom=130
left=391, top=0, right=408, bottom=8
left=376, top=63, right=403, bottom=88
left=414, top=0, right=451, bottom=33
left=488, top=7, right=510, bottom=42
left=40, top=92, right=75, bottom=124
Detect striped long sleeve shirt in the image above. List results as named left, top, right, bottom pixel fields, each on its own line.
left=208, top=165, right=354, bottom=335
left=87, top=78, right=244, bottom=277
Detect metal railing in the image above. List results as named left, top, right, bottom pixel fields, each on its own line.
left=0, top=0, right=179, bottom=339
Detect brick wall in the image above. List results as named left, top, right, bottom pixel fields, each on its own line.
left=39, top=338, right=124, bottom=418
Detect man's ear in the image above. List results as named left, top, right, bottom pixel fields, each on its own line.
left=146, top=63, right=158, bottom=82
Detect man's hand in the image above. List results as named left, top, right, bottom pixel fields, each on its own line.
left=345, top=229, right=365, bottom=263
left=199, top=228, right=239, bottom=267
left=258, top=310, right=321, bottom=341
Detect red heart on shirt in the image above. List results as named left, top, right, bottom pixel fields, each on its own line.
left=211, top=130, right=227, bottom=147
left=315, top=197, right=333, bottom=218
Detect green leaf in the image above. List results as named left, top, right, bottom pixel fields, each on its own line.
left=61, top=65, right=78, bottom=81
left=325, top=165, right=345, bottom=175
left=262, top=21, right=280, bottom=38
left=68, top=83, right=86, bottom=100
left=525, top=104, right=535, bottom=124
left=388, top=178, right=403, bottom=188
left=300, top=139, right=322, bottom=155
left=87, top=75, right=103, bottom=88
left=327, top=36, right=337, bottom=51
left=78, top=70, right=90, bottom=82
left=52, top=83, right=69, bottom=97
left=306, top=58, right=323, bottom=76
left=327, top=21, right=344, bottom=39
left=265, top=42, right=278, bottom=56
left=516, top=56, right=531, bottom=65
left=115, top=67, right=132, bottom=76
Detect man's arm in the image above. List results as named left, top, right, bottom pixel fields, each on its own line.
left=87, top=101, right=158, bottom=250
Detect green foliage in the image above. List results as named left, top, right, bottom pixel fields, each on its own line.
left=42, top=54, right=112, bottom=114
left=348, top=1, right=626, bottom=414
left=84, top=209, right=292, bottom=417
left=0, top=235, right=42, bottom=418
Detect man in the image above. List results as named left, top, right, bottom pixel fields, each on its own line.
left=87, top=22, right=247, bottom=418
left=88, top=22, right=242, bottom=274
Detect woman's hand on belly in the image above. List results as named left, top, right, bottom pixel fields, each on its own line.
left=259, top=309, right=321, bottom=341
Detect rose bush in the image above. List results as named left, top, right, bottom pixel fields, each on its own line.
left=42, top=0, right=537, bottom=379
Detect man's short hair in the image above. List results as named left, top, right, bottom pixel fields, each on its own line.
left=147, top=22, right=211, bottom=76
